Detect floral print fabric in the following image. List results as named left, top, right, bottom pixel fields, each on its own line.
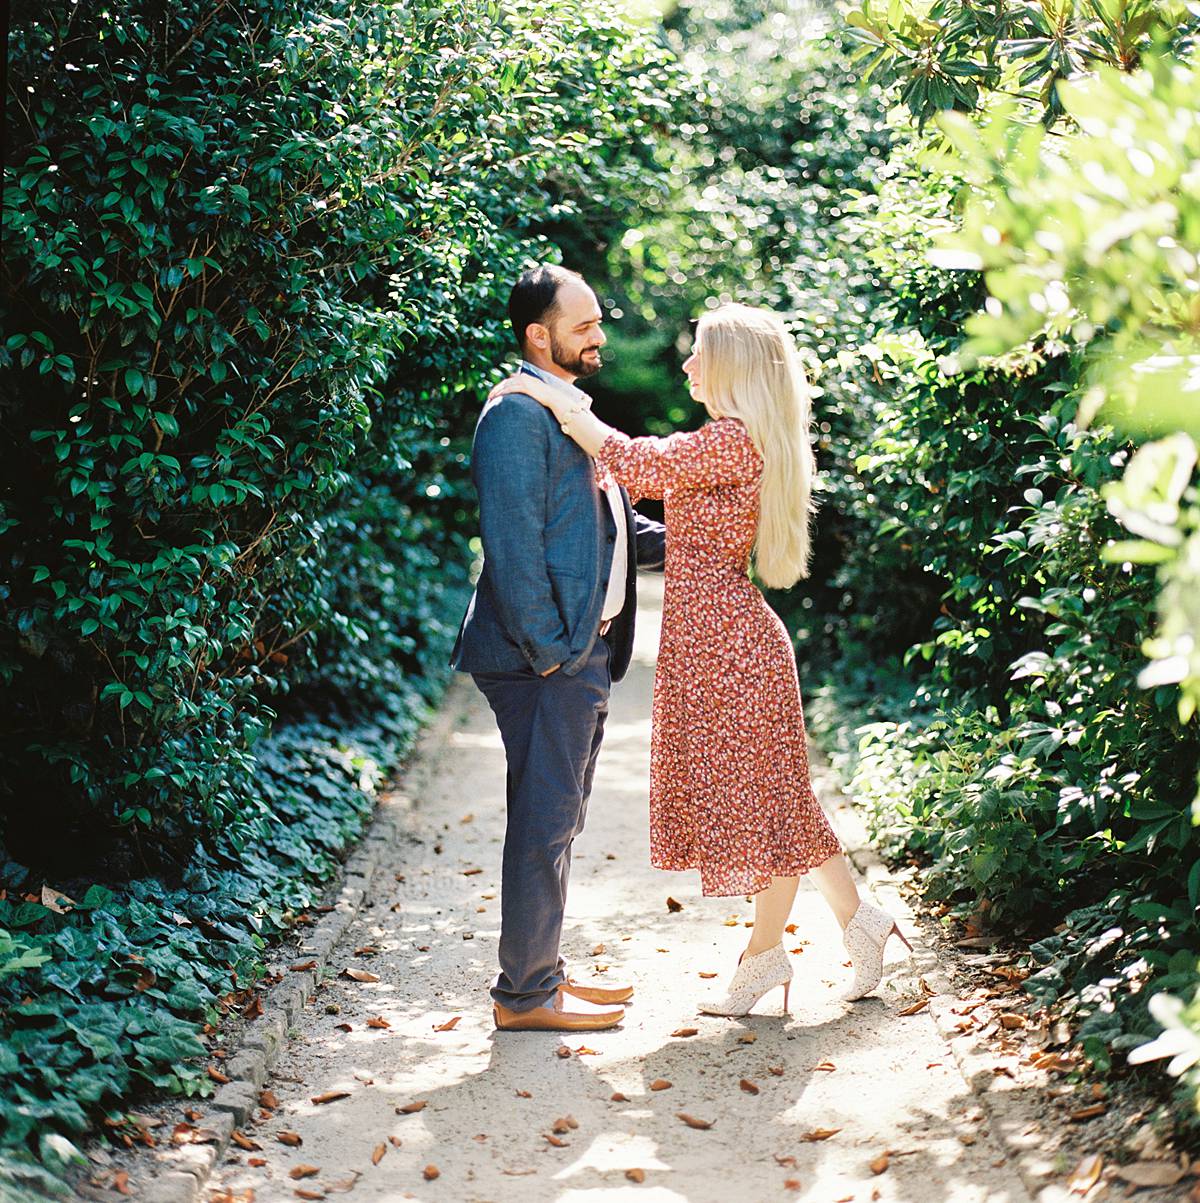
left=597, top=418, right=842, bottom=897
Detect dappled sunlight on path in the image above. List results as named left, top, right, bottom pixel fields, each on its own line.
left=207, top=578, right=1031, bottom=1202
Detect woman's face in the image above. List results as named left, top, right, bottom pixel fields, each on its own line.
left=682, top=341, right=702, bottom=402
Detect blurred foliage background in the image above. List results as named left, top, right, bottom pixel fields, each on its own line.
left=4, top=0, right=1200, bottom=1190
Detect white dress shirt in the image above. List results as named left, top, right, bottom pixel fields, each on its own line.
left=521, top=362, right=627, bottom=624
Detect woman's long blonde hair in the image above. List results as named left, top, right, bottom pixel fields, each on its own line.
left=694, top=303, right=816, bottom=589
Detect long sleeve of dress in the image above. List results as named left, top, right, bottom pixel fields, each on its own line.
left=596, top=418, right=761, bottom=501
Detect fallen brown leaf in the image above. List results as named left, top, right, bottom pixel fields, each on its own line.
left=625, top=1167, right=646, bottom=1183
left=573, top=1044, right=600, bottom=1055
left=649, top=1079, right=672, bottom=1091
left=311, top=1091, right=350, bottom=1106
left=999, top=1013, right=1026, bottom=1030
left=289, top=960, right=317, bottom=972
left=1067, top=1153, right=1103, bottom=1194
left=666, top=896, right=683, bottom=912
left=737, top=1032, right=758, bottom=1045
left=775, top=1154, right=798, bottom=1167
left=366, top=1016, right=390, bottom=1030
left=207, top=1065, right=231, bottom=1084
left=739, top=1079, right=760, bottom=1095
left=699, top=971, right=717, bottom=979
left=172, top=1123, right=218, bottom=1145
left=294, top=1190, right=324, bottom=1201
left=870, top=1150, right=891, bottom=1175
left=462, top=867, right=483, bottom=876
left=784, top=1181, right=801, bottom=1193
left=555, top=1045, right=571, bottom=1058
left=40, top=886, right=76, bottom=914
left=592, top=943, right=606, bottom=955
left=898, top=998, right=929, bottom=1016
left=278, top=1131, right=303, bottom=1147
left=112, top=1170, right=131, bottom=1196
left=551, top=1117, right=572, bottom=1134
left=396, top=1101, right=427, bottom=1114
left=811, top=1059, right=836, bottom=1072
left=676, top=1112, right=713, bottom=1130
left=248, top=1157, right=267, bottom=1168
left=610, top=1091, right=629, bottom=1102
left=1068, top=1103, right=1106, bottom=1122
left=231, top=1130, right=261, bottom=1151
left=260, top=1089, right=279, bottom=1109
left=515, top=1090, right=532, bottom=1099
left=288, top=1165, right=320, bottom=1179
left=802, top=1128, right=841, bottom=1142
left=423, top=1165, right=440, bottom=1181
left=388, top=1136, right=401, bottom=1147
left=371, top=1143, right=387, bottom=1166
left=544, top=1133, right=568, bottom=1147
left=434, top=1016, right=460, bottom=1032
left=326, top=1173, right=360, bottom=1194
left=671, top=1027, right=699, bottom=1038
left=342, top=968, right=380, bottom=983
left=768, top=1066, right=784, bottom=1076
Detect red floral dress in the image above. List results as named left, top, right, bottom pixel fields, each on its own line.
left=597, top=418, right=841, bottom=897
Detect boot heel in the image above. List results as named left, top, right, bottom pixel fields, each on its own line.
left=892, top=924, right=913, bottom=952
left=781, top=980, right=791, bottom=1013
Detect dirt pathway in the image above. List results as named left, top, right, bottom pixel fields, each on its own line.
left=205, top=578, right=1033, bottom=1203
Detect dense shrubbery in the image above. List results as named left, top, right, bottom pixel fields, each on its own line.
left=0, top=0, right=679, bottom=1182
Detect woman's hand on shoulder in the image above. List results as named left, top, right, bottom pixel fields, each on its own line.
left=488, top=373, right=561, bottom=410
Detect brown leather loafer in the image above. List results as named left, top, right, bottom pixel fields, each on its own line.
left=494, top=988, right=624, bottom=1032
left=561, top=976, right=635, bottom=1006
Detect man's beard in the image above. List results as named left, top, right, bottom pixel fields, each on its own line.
left=550, top=332, right=603, bottom=378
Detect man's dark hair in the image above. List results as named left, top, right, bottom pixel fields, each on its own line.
left=508, top=264, right=584, bottom=350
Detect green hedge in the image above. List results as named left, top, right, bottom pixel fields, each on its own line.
left=0, top=0, right=674, bottom=862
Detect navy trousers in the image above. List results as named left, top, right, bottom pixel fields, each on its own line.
left=472, top=636, right=612, bottom=1011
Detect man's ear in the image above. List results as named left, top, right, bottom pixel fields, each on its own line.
left=526, top=322, right=550, bottom=352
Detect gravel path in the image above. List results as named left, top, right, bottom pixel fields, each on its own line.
left=206, top=579, right=1033, bottom=1203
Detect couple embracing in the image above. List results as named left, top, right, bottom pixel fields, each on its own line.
left=450, top=264, right=911, bottom=1033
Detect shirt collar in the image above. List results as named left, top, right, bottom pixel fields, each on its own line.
left=521, top=360, right=592, bottom=408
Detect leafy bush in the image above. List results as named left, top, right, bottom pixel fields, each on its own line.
left=0, top=0, right=675, bottom=866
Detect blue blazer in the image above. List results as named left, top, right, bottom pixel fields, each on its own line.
left=450, top=371, right=665, bottom=684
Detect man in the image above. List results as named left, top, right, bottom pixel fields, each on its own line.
left=450, top=263, right=665, bottom=1032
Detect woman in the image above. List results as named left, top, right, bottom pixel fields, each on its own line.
left=488, top=303, right=911, bottom=1014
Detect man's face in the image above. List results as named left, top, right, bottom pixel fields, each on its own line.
left=540, top=282, right=607, bottom=378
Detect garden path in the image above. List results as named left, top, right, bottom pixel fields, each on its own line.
left=205, top=577, right=1034, bottom=1203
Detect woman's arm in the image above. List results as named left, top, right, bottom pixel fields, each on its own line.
left=488, top=374, right=613, bottom=456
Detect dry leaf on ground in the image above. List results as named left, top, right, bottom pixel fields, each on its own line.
left=699, top=971, right=717, bottom=979
left=1067, top=1154, right=1103, bottom=1195
left=326, top=1173, right=361, bottom=1194
left=573, top=1045, right=600, bottom=1055
left=515, top=1090, right=532, bottom=1098
left=544, top=1133, right=568, bottom=1147
left=737, top=1032, right=757, bottom=1045
left=278, top=1131, right=303, bottom=1147
left=671, top=1027, right=699, bottom=1038
left=739, top=1079, right=760, bottom=1095
left=423, top=1165, right=440, bottom=1181
left=666, top=896, right=683, bottom=912
left=676, top=1112, right=713, bottom=1130
left=289, top=960, right=317, bottom=972
left=207, top=1066, right=231, bottom=1084
left=231, top=1131, right=261, bottom=1151
left=372, top=1143, right=387, bottom=1165
left=610, top=1091, right=629, bottom=1102
left=434, top=1016, right=461, bottom=1032
left=311, top=1091, right=350, bottom=1106
left=898, top=998, right=929, bottom=1016
left=288, top=1165, right=320, bottom=1180
left=870, top=1151, right=891, bottom=1175
left=396, top=1101, right=427, bottom=1114
left=260, top=1089, right=279, bottom=1109
left=625, top=1167, right=646, bottom=1183
left=802, top=1128, right=841, bottom=1142
left=811, top=1059, right=835, bottom=1072
left=1068, top=1103, right=1106, bottom=1122
left=342, top=968, right=379, bottom=983
left=294, top=1189, right=324, bottom=1201
left=649, top=1079, right=672, bottom=1091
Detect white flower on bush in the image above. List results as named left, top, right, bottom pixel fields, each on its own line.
left=1127, top=993, right=1200, bottom=1077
